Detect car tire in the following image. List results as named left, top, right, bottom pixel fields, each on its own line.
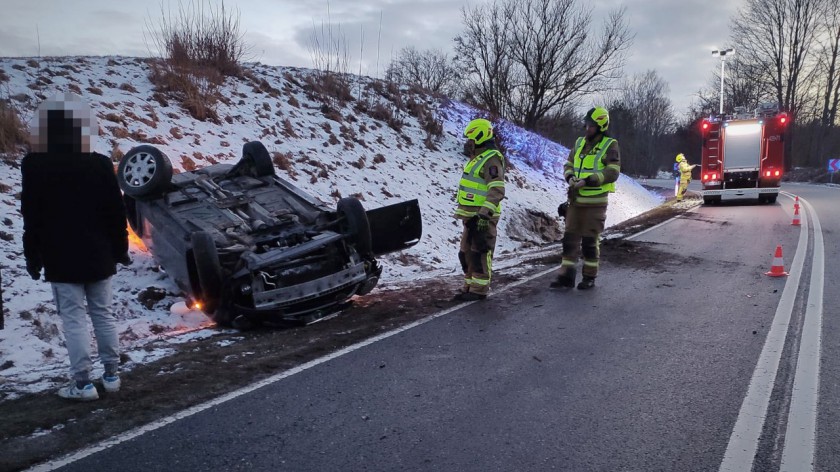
left=766, top=195, right=777, bottom=204
left=118, top=145, right=173, bottom=199
left=190, top=231, right=224, bottom=320
left=337, top=197, right=372, bottom=256
left=241, top=141, right=275, bottom=177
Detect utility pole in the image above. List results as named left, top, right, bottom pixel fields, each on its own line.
left=712, top=48, right=735, bottom=115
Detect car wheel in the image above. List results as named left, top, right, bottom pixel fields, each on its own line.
left=337, top=197, right=372, bottom=256
left=190, top=231, right=224, bottom=320
left=766, top=195, right=777, bottom=204
left=241, top=141, right=275, bottom=177
left=118, top=145, right=173, bottom=199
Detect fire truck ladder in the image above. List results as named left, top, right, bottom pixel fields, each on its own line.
left=707, top=127, right=721, bottom=167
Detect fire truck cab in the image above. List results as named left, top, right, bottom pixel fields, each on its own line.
left=700, top=103, right=788, bottom=205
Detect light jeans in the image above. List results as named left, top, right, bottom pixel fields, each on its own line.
left=51, top=278, right=120, bottom=383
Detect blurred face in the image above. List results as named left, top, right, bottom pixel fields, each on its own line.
left=585, top=123, right=598, bottom=139
left=30, top=93, right=96, bottom=153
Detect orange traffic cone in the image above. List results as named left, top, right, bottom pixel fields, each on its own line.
left=765, top=245, right=789, bottom=277
left=791, top=205, right=801, bottom=226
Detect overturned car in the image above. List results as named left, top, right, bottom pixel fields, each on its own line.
left=117, top=141, right=422, bottom=328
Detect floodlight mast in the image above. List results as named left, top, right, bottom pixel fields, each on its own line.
left=712, top=48, right=735, bottom=115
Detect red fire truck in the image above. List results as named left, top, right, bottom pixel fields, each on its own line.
left=699, top=104, right=788, bottom=205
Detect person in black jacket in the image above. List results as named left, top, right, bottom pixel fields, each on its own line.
left=21, top=93, right=130, bottom=401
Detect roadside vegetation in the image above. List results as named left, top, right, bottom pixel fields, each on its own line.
left=145, top=0, right=249, bottom=122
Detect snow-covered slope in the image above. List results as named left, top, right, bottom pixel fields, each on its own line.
left=0, top=56, right=662, bottom=399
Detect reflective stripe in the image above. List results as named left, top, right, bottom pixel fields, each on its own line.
left=583, top=260, right=599, bottom=267
left=471, top=277, right=490, bottom=286
left=461, top=174, right=486, bottom=185
left=455, top=209, right=477, bottom=217
left=487, top=181, right=505, bottom=189
left=561, top=259, right=576, bottom=267
left=606, top=164, right=620, bottom=171
left=575, top=195, right=609, bottom=204
left=482, top=201, right=498, bottom=212
left=460, top=185, right=488, bottom=196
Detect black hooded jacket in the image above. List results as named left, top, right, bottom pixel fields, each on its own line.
left=21, top=151, right=128, bottom=283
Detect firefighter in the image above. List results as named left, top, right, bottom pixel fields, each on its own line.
left=675, top=153, right=697, bottom=201
left=453, top=118, right=505, bottom=301
left=551, top=107, right=620, bottom=290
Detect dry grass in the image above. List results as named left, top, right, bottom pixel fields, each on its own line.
left=110, top=144, right=124, bottom=163
left=322, top=105, right=343, bottom=123
left=271, top=151, right=294, bottom=171
left=86, top=86, right=103, bottom=96
left=147, top=0, right=248, bottom=77
left=0, top=99, right=27, bottom=154
left=148, top=61, right=221, bottom=123
left=369, top=102, right=402, bottom=131
left=373, top=153, right=386, bottom=164
left=350, top=157, right=366, bottom=169
left=181, top=155, right=198, bottom=171
left=144, top=1, right=249, bottom=122
left=305, top=73, right=353, bottom=107
left=119, top=83, right=138, bottom=93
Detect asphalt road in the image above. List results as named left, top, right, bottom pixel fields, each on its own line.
left=41, top=183, right=837, bottom=472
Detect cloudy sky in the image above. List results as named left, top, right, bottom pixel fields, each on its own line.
left=0, top=0, right=744, bottom=115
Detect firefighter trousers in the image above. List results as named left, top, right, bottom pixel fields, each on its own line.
left=677, top=178, right=690, bottom=201
left=458, top=219, right=498, bottom=295
left=560, top=204, right=607, bottom=279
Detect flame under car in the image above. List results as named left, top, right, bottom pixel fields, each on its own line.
left=117, top=141, right=422, bottom=328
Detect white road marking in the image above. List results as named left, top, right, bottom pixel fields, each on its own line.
left=26, top=265, right=560, bottom=472
left=625, top=215, right=682, bottom=241
left=626, top=201, right=701, bottom=242
left=719, top=193, right=810, bottom=472
left=780, top=196, right=825, bottom=472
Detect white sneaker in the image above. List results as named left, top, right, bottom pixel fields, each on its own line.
left=102, top=374, right=121, bottom=393
left=57, top=382, right=99, bottom=401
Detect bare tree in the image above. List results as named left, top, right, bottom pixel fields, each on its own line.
left=454, top=0, right=516, bottom=117
left=696, top=55, right=773, bottom=113
left=507, top=0, right=632, bottom=129
left=608, top=70, right=675, bottom=177
left=385, top=47, right=460, bottom=95
left=731, top=0, right=824, bottom=116
left=816, top=2, right=840, bottom=125
left=455, top=0, right=631, bottom=129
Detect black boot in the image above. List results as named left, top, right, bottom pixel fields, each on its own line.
left=576, top=276, right=595, bottom=290
left=457, top=292, right=487, bottom=301
left=550, top=268, right=576, bottom=288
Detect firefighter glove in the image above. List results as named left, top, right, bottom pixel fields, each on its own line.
left=476, top=215, right=490, bottom=232
left=26, top=261, right=41, bottom=280
left=572, top=178, right=587, bottom=189
left=557, top=201, right=569, bottom=219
